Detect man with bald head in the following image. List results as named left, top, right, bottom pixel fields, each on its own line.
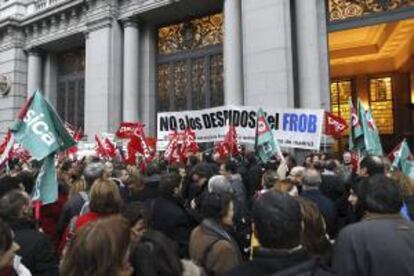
left=301, top=168, right=337, bottom=237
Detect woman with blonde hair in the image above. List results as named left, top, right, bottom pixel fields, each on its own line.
left=60, top=216, right=133, bottom=276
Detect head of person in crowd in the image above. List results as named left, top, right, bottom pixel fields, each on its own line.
left=121, top=202, right=149, bottom=244
left=0, top=176, right=24, bottom=199
left=146, top=162, right=162, bottom=177
left=60, top=216, right=132, bottom=276
left=220, top=158, right=238, bottom=178
left=245, top=151, right=257, bottom=166
left=302, top=169, right=322, bottom=191
left=159, top=173, right=183, bottom=200
left=186, top=155, right=200, bottom=168
left=295, top=197, right=331, bottom=262
left=288, top=166, right=306, bottom=186
left=16, top=171, right=34, bottom=195
left=359, top=174, right=402, bottom=215
left=0, top=190, right=31, bottom=223
left=191, top=163, right=213, bottom=189
left=342, top=151, right=352, bottom=165
left=113, top=164, right=129, bottom=185
left=313, top=154, right=321, bottom=163
left=275, top=179, right=298, bottom=196
left=262, top=170, right=279, bottom=190
left=69, top=178, right=87, bottom=200
left=89, top=179, right=122, bottom=215
left=304, top=154, right=313, bottom=168
left=104, top=161, right=114, bottom=178
left=201, top=192, right=234, bottom=228
left=207, top=175, right=233, bottom=196
left=313, top=160, right=325, bottom=173
left=324, top=159, right=338, bottom=174
left=58, top=160, right=74, bottom=185
left=358, top=155, right=384, bottom=177
left=83, top=162, right=105, bottom=190
left=0, top=219, right=20, bottom=271
left=252, top=191, right=302, bottom=250
left=285, top=154, right=297, bottom=170
left=125, top=170, right=145, bottom=197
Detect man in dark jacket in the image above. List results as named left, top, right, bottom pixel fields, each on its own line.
left=149, top=173, right=194, bottom=258
left=56, top=162, right=104, bottom=240
left=301, top=168, right=337, bottom=237
left=0, top=190, right=58, bottom=276
left=332, top=175, right=414, bottom=276
left=229, top=191, right=332, bottom=276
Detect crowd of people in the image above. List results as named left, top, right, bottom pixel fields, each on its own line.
left=0, top=149, right=414, bottom=276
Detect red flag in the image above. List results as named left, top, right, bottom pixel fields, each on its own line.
left=104, top=138, right=117, bottom=158
left=164, top=131, right=180, bottom=163
left=0, top=132, right=14, bottom=166
left=324, top=112, right=348, bottom=138
left=224, top=125, right=240, bottom=156
left=214, top=141, right=229, bottom=160
left=388, top=141, right=414, bottom=162
left=95, top=135, right=108, bottom=157
left=181, top=128, right=199, bottom=156
left=116, top=122, right=141, bottom=139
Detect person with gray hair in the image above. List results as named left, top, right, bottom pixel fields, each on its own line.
left=56, top=162, right=105, bottom=241
left=301, top=168, right=337, bottom=238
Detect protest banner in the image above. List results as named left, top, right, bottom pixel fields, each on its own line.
left=157, top=105, right=324, bottom=151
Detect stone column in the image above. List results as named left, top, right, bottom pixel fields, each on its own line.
left=27, top=49, right=42, bottom=97
left=224, top=0, right=244, bottom=105
left=140, top=24, right=156, bottom=136
left=295, top=0, right=330, bottom=110
left=122, top=19, right=140, bottom=122
left=85, top=21, right=123, bottom=139
left=43, top=53, right=58, bottom=107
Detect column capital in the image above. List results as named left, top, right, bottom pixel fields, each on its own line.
left=27, top=48, right=42, bottom=56
left=122, top=18, right=139, bottom=28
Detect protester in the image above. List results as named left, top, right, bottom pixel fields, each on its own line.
left=301, top=168, right=337, bottom=238
left=0, top=219, right=31, bottom=276
left=121, top=201, right=199, bottom=276
left=56, top=162, right=105, bottom=240
left=229, top=191, right=333, bottom=275
left=219, top=159, right=247, bottom=209
left=358, top=155, right=385, bottom=177
left=149, top=173, right=193, bottom=258
left=274, top=179, right=298, bottom=196
left=296, top=197, right=332, bottom=264
left=332, top=175, right=414, bottom=276
left=0, top=190, right=58, bottom=276
left=60, top=178, right=122, bottom=252
left=60, top=216, right=133, bottom=276
left=190, top=192, right=242, bottom=275
left=258, top=170, right=278, bottom=195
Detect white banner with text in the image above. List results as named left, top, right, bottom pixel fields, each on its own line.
left=157, top=105, right=324, bottom=151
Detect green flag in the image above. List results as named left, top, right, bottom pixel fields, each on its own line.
left=360, top=105, right=383, bottom=156
left=392, top=139, right=414, bottom=179
left=32, top=154, right=57, bottom=204
left=255, top=108, right=282, bottom=163
left=10, top=90, right=75, bottom=204
left=10, top=90, right=75, bottom=160
left=348, top=99, right=364, bottom=151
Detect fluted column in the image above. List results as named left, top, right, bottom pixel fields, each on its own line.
left=122, top=19, right=140, bottom=121
left=27, top=49, right=42, bottom=97
left=224, top=0, right=244, bottom=105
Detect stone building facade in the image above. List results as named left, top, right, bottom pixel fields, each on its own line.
left=0, top=0, right=331, bottom=140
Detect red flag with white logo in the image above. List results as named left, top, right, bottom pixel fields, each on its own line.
left=324, top=111, right=348, bottom=138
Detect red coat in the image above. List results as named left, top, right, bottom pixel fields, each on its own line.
left=59, top=212, right=106, bottom=254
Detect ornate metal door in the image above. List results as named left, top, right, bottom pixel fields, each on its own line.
left=57, top=48, right=85, bottom=129
left=157, top=13, right=224, bottom=112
